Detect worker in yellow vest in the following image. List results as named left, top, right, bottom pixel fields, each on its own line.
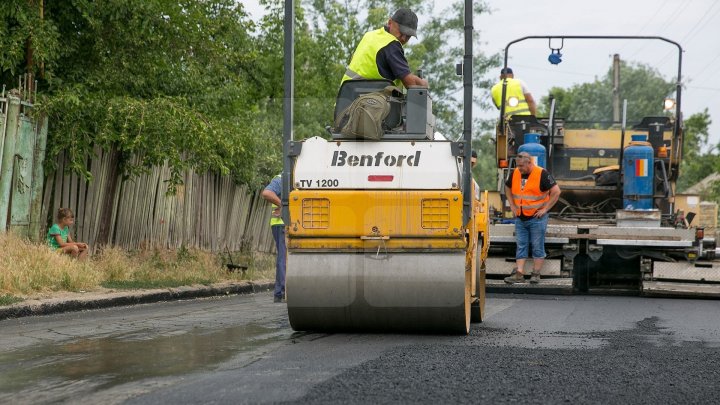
left=341, top=8, right=428, bottom=89
left=261, top=175, right=286, bottom=303
left=491, top=67, right=537, bottom=116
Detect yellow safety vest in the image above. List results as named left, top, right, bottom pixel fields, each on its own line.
left=270, top=204, right=284, bottom=226
left=269, top=175, right=284, bottom=226
left=491, top=78, right=531, bottom=116
left=341, top=28, right=403, bottom=88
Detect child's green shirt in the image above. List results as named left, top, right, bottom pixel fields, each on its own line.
left=47, top=224, right=69, bottom=249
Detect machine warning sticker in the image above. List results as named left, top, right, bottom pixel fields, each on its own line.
left=600, top=157, right=617, bottom=166
left=570, top=157, right=588, bottom=171
left=589, top=157, right=618, bottom=167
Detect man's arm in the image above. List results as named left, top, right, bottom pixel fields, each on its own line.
left=401, top=73, right=428, bottom=88
left=379, top=43, right=428, bottom=88
left=525, top=92, right=537, bottom=116
left=504, top=185, right=517, bottom=216
left=261, top=189, right=281, bottom=207
left=491, top=83, right=502, bottom=109
left=261, top=189, right=282, bottom=218
left=534, top=184, right=561, bottom=218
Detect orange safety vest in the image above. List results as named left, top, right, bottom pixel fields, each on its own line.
left=511, top=166, right=550, bottom=217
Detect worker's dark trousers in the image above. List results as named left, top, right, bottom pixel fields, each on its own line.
left=271, top=225, right=286, bottom=298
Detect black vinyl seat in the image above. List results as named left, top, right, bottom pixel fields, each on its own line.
left=508, top=115, right=548, bottom=138
left=506, top=114, right=549, bottom=150
left=632, top=116, right=670, bottom=129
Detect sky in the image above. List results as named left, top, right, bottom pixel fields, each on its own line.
left=242, top=0, right=720, bottom=148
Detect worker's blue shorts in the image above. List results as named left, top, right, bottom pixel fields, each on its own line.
left=515, top=215, right=549, bottom=259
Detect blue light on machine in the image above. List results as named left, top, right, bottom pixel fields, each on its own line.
left=548, top=49, right=562, bottom=65
left=547, top=37, right=564, bottom=65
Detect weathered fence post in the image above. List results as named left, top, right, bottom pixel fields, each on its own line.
left=29, top=114, right=48, bottom=240
left=95, top=146, right=121, bottom=246
left=0, top=97, right=7, bottom=167
left=0, top=96, right=21, bottom=232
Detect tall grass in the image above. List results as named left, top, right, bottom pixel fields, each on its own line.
left=0, top=233, right=275, bottom=298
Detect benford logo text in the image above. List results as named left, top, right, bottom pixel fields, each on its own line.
left=331, top=151, right=421, bottom=167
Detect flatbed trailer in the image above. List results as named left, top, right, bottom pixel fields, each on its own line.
left=487, top=220, right=720, bottom=297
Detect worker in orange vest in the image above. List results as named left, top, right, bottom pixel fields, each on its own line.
left=503, top=152, right=561, bottom=284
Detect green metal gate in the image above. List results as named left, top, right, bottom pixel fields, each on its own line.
left=0, top=89, right=48, bottom=240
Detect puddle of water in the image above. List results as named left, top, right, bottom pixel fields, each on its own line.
left=0, top=322, right=292, bottom=398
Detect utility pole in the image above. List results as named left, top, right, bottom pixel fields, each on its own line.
left=612, top=53, right=620, bottom=123
left=281, top=0, right=294, bottom=224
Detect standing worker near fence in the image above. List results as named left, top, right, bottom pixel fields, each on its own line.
left=261, top=175, right=286, bottom=303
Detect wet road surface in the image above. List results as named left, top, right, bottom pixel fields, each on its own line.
left=1, top=292, right=719, bottom=404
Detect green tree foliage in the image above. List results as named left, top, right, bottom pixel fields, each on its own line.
left=0, top=0, right=59, bottom=81
left=539, top=61, right=675, bottom=126
left=1, top=0, right=497, bottom=190
left=401, top=1, right=498, bottom=138
left=472, top=133, right=497, bottom=190
left=1, top=0, right=274, bottom=189
left=46, top=0, right=273, bottom=189
left=677, top=109, right=720, bottom=200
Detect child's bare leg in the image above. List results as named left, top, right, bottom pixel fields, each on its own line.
left=78, top=246, right=88, bottom=260
left=61, top=245, right=79, bottom=257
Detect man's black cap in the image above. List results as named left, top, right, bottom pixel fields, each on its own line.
left=471, top=150, right=478, bottom=158
left=500, top=67, right=513, bottom=74
left=391, top=8, right=418, bottom=37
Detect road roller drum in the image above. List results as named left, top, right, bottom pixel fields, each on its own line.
left=287, top=251, right=470, bottom=333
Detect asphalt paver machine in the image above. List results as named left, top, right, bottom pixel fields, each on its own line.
left=487, top=36, right=720, bottom=297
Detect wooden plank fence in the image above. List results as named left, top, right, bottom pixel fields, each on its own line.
left=41, top=148, right=276, bottom=253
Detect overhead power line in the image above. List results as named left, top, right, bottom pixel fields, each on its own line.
left=686, top=85, right=720, bottom=92
left=679, top=1, right=720, bottom=44
left=630, top=0, right=693, bottom=59
left=691, top=53, right=720, bottom=78
left=616, top=0, right=671, bottom=54
left=655, top=2, right=720, bottom=66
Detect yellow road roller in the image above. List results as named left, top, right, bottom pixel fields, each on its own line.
left=278, top=0, right=486, bottom=333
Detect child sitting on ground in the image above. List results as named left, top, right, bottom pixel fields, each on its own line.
left=47, top=208, right=88, bottom=259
